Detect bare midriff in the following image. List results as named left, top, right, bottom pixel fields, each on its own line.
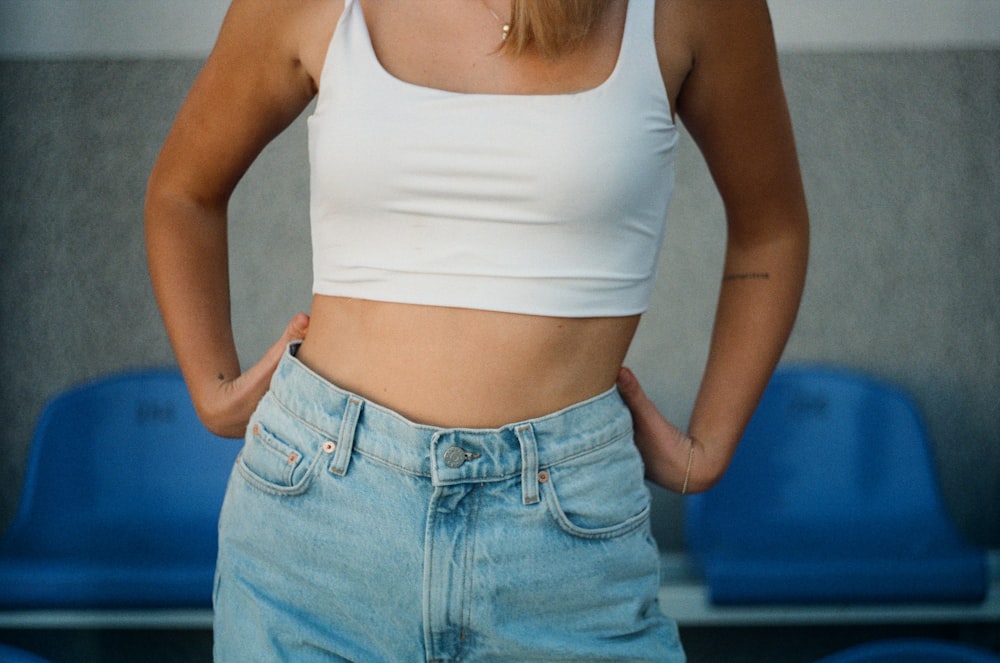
left=294, top=295, right=641, bottom=428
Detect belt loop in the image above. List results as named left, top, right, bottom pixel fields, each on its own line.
left=515, top=424, right=540, bottom=505
left=329, top=396, right=363, bottom=476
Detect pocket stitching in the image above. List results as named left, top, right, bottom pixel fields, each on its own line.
left=540, top=478, right=650, bottom=540
left=236, top=421, right=322, bottom=497
left=538, top=430, right=649, bottom=540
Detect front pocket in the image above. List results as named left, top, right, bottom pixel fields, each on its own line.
left=541, top=432, right=651, bottom=540
left=236, top=416, right=319, bottom=497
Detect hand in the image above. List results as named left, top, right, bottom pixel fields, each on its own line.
left=616, top=366, right=707, bottom=494
left=198, top=313, right=310, bottom=438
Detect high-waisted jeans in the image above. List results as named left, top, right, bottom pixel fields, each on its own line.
left=214, top=344, right=685, bottom=662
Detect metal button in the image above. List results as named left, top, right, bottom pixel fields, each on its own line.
left=443, top=446, right=480, bottom=468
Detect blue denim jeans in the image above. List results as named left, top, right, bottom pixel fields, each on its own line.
left=214, top=344, right=684, bottom=662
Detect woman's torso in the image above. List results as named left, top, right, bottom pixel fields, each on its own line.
left=294, top=0, right=691, bottom=428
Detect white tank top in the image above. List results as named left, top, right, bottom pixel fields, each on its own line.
left=308, top=0, right=678, bottom=317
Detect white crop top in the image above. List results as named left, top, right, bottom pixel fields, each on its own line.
left=308, top=0, right=678, bottom=317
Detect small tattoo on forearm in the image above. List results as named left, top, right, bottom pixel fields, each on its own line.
left=723, top=272, right=770, bottom=282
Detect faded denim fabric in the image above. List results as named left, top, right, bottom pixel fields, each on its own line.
left=213, top=344, right=685, bottom=662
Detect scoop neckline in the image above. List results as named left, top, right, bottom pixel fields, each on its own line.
left=352, top=0, right=632, bottom=100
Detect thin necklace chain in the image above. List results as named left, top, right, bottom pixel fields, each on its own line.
left=479, top=0, right=511, bottom=41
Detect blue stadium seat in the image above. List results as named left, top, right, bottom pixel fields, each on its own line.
left=0, top=370, right=242, bottom=608
left=0, top=643, right=54, bottom=663
left=814, top=638, right=1000, bottom=662
left=684, top=364, right=987, bottom=604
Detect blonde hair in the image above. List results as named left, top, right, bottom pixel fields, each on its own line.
left=503, top=0, right=614, bottom=58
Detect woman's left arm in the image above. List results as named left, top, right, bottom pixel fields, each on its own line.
left=619, top=0, right=809, bottom=493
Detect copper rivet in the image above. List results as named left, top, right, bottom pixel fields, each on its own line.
left=323, top=441, right=336, bottom=454
left=538, top=470, right=549, bottom=483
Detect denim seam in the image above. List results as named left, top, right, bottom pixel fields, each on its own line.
left=267, top=391, right=342, bottom=448
left=263, top=393, right=427, bottom=479
left=540, top=428, right=632, bottom=469
left=329, top=397, right=362, bottom=476
left=541, top=479, right=652, bottom=541
left=516, top=424, right=540, bottom=505
left=265, top=380, right=632, bottom=482
left=459, top=486, right=483, bottom=660
left=235, top=450, right=324, bottom=498
left=324, top=429, right=633, bottom=483
left=353, top=447, right=430, bottom=478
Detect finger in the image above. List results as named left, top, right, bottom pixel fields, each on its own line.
left=264, top=312, right=310, bottom=365
left=618, top=367, right=689, bottom=445
left=285, top=311, right=310, bottom=339
left=617, top=367, right=660, bottom=421
left=238, top=313, right=311, bottom=390
left=617, top=367, right=664, bottom=446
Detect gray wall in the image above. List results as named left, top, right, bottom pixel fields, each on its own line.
left=4, top=1, right=999, bottom=56
left=1, top=51, right=998, bottom=550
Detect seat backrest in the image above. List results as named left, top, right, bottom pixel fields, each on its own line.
left=686, top=364, right=973, bottom=560
left=0, top=643, right=55, bottom=663
left=814, top=638, right=1000, bottom=663
left=1, top=370, right=242, bottom=563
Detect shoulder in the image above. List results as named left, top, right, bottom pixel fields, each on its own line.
left=654, top=0, right=779, bottom=110
left=655, top=0, right=803, bottom=217
left=212, top=0, right=343, bottom=89
left=655, top=0, right=775, bottom=63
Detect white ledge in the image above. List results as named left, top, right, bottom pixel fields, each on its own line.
left=0, top=552, right=996, bottom=631
left=658, top=551, right=1000, bottom=627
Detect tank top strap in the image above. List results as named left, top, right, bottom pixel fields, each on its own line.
left=614, top=0, right=669, bottom=104
left=314, top=0, right=370, bottom=110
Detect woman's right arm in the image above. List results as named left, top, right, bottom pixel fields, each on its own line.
left=145, top=0, right=332, bottom=437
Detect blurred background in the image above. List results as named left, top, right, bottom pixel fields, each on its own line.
left=1, top=1, right=997, bottom=661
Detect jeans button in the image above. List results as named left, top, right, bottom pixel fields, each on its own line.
left=444, top=446, right=469, bottom=468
